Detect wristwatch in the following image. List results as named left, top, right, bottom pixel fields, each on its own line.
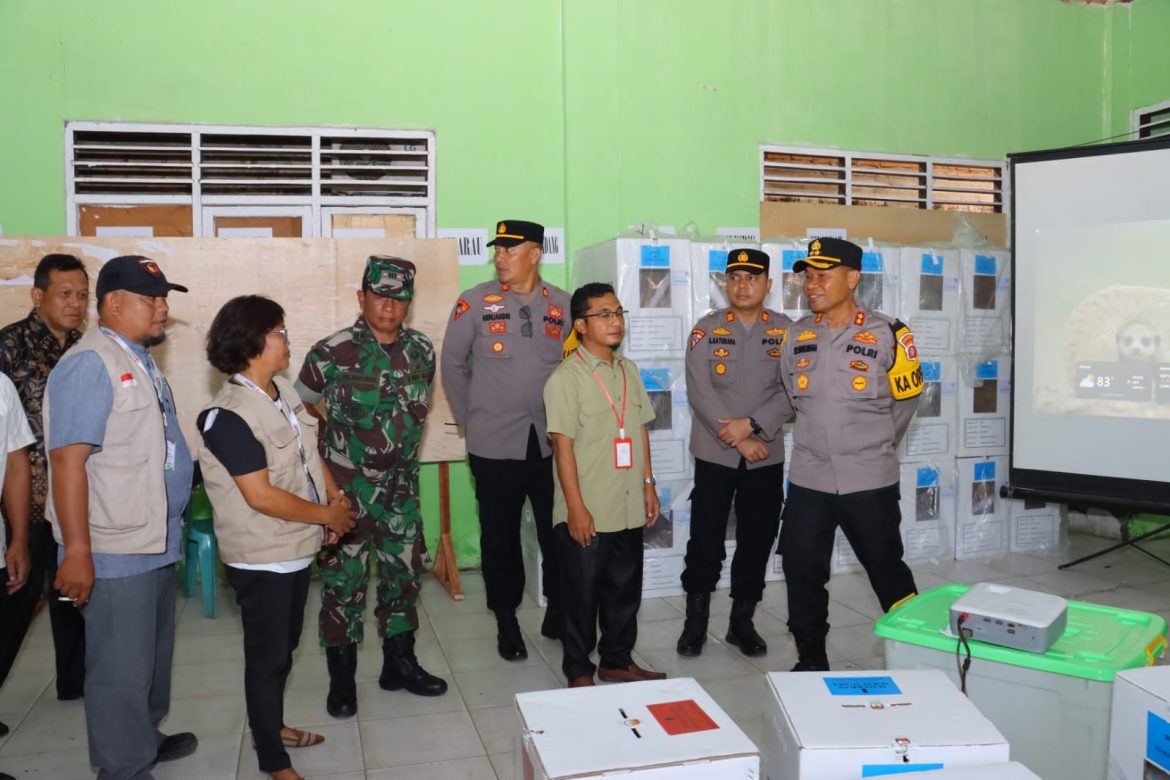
left=749, top=417, right=764, bottom=436
left=643, top=476, right=656, bottom=486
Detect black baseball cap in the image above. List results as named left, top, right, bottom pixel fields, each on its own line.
left=96, top=255, right=189, bottom=300
left=724, top=248, right=770, bottom=276
left=486, top=220, right=544, bottom=248
left=792, top=237, right=863, bottom=273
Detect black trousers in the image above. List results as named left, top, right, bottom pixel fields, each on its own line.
left=682, top=458, right=784, bottom=603
left=226, top=566, right=311, bottom=774
left=0, top=521, right=86, bottom=697
left=779, top=482, right=917, bottom=642
left=555, top=524, right=643, bottom=681
left=468, top=426, right=558, bottom=614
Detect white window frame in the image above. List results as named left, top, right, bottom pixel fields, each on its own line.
left=320, top=206, right=428, bottom=239
left=1132, top=98, right=1170, bottom=139
left=65, top=121, right=436, bottom=237
left=759, top=144, right=1007, bottom=214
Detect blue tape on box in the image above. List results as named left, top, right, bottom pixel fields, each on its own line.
left=921, top=361, right=941, bottom=382
left=973, top=461, right=996, bottom=481
left=823, top=676, right=902, bottom=696
left=916, top=467, right=940, bottom=488
left=976, top=360, right=999, bottom=380
left=1146, top=711, right=1170, bottom=773
left=708, top=249, right=728, bottom=272
left=974, top=254, right=997, bottom=276
left=782, top=249, right=803, bottom=271
left=862, top=252, right=884, bottom=273
left=640, top=245, right=671, bottom=267
left=920, top=254, right=944, bottom=276
left=861, top=764, right=945, bottom=777
left=641, top=368, right=671, bottom=391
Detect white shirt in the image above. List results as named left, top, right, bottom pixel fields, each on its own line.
left=0, top=373, right=36, bottom=565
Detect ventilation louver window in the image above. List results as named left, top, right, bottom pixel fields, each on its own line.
left=761, top=146, right=1004, bottom=214
left=199, top=133, right=313, bottom=196
left=71, top=129, right=194, bottom=195
left=1135, top=101, right=1170, bottom=139
left=320, top=135, right=430, bottom=198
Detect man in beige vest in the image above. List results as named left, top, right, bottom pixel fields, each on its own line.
left=45, top=256, right=197, bottom=780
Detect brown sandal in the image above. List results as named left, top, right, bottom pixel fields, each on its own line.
left=268, top=769, right=304, bottom=780
left=280, top=727, right=325, bottom=748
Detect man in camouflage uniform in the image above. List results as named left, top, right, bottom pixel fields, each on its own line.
left=0, top=253, right=88, bottom=702
left=296, top=256, right=447, bottom=719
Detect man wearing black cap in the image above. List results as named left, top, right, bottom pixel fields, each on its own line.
left=677, top=249, right=793, bottom=658
left=441, top=220, right=570, bottom=661
left=44, top=256, right=198, bottom=777
left=779, top=238, right=923, bottom=672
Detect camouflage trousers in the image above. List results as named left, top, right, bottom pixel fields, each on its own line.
left=318, top=464, right=426, bottom=647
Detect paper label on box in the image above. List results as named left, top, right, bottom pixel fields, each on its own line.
left=961, top=316, right=1006, bottom=352
left=960, top=520, right=1003, bottom=554
left=1014, top=513, right=1057, bottom=549
left=905, top=422, right=950, bottom=457
left=640, top=245, right=671, bottom=267
left=645, top=699, right=719, bottom=735
left=861, top=764, right=945, bottom=777
left=627, top=316, right=682, bottom=352
left=905, top=527, right=942, bottom=558
left=823, top=676, right=901, bottom=696
left=963, top=417, right=1007, bottom=449
left=1147, top=711, right=1170, bottom=772
left=910, top=318, right=952, bottom=352
left=650, top=438, right=687, bottom=476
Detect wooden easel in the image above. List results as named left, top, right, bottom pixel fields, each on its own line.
left=430, top=462, right=463, bottom=600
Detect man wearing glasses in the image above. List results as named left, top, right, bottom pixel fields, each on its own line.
left=544, top=283, right=665, bottom=687
left=441, top=220, right=570, bottom=661
left=677, top=249, right=793, bottom=659
left=296, top=256, right=446, bottom=718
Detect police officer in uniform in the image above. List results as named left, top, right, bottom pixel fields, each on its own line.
left=779, top=237, right=922, bottom=671
left=296, top=256, right=446, bottom=718
left=441, top=220, right=571, bottom=661
left=677, top=249, right=793, bottom=658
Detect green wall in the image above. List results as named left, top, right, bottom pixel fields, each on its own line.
left=2, top=0, right=1166, bottom=567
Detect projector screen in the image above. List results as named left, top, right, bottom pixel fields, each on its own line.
left=1011, top=137, right=1170, bottom=511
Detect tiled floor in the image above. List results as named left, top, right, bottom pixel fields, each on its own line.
left=3, top=531, right=1170, bottom=778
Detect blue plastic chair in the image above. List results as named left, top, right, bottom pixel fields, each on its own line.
left=183, top=484, right=218, bottom=618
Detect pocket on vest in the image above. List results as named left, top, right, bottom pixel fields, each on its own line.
left=89, top=454, right=152, bottom=533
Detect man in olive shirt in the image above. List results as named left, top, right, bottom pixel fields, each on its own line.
left=442, top=220, right=570, bottom=661
left=543, top=282, right=665, bottom=688
left=678, top=248, right=793, bottom=658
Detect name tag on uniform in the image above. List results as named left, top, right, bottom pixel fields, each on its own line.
left=614, top=437, right=633, bottom=469
left=165, top=439, right=177, bottom=472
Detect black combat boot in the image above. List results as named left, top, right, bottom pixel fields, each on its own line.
left=725, top=598, right=768, bottom=657
left=540, top=603, right=562, bottom=640
left=676, top=592, right=710, bottom=657
left=496, top=611, right=528, bottom=661
left=379, top=633, right=448, bottom=697
left=325, top=643, right=358, bottom=717
left=791, top=634, right=831, bottom=672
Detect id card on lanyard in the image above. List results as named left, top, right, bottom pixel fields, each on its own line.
left=576, top=350, right=634, bottom=470
left=231, top=374, right=321, bottom=504
left=100, top=326, right=177, bottom=471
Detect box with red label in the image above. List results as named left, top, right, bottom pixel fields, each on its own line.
left=515, top=677, right=758, bottom=779
left=760, top=669, right=1009, bottom=780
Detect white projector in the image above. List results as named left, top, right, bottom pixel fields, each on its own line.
left=949, top=582, right=1068, bottom=654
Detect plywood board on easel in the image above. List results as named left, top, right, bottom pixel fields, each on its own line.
left=0, top=236, right=464, bottom=463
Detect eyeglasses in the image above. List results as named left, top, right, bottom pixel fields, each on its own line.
left=581, top=308, right=627, bottom=321
left=519, top=305, right=533, bottom=338
left=269, top=327, right=289, bottom=341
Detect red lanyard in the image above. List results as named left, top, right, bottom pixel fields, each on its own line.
left=576, top=349, right=628, bottom=437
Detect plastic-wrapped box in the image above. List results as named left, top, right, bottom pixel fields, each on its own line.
left=763, top=238, right=812, bottom=320
left=858, top=245, right=901, bottom=319
left=899, top=356, right=959, bottom=460
left=899, top=247, right=960, bottom=354
left=899, top=460, right=957, bottom=562
left=959, top=249, right=1012, bottom=356
left=642, top=479, right=691, bottom=598
left=957, top=356, right=1012, bottom=457
left=1008, top=498, right=1067, bottom=553
left=954, top=456, right=1009, bottom=560
left=574, top=234, right=693, bottom=359
left=690, top=239, right=785, bottom=320
left=640, top=361, right=693, bottom=482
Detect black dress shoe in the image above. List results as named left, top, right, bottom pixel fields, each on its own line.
left=496, top=612, right=528, bottom=661
left=156, top=731, right=198, bottom=762
left=725, top=598, right=768, bottom=657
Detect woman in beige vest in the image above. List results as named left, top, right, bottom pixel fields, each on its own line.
left=197, top=295, right=355, bottom=780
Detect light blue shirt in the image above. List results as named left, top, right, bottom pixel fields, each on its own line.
left=47, top=338, right=192, bottom=579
